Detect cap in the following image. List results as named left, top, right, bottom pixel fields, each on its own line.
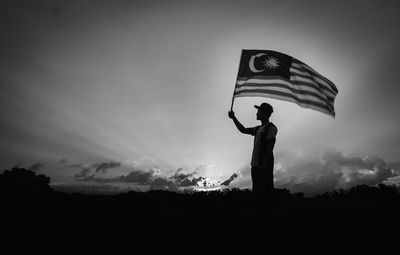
left=254, top=102, right=273, bottom=114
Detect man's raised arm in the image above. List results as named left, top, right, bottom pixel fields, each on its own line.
left=228, top=111, right=254, bottom=135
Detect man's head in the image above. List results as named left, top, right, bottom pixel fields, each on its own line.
left=255, top=102, right=273, bottom=120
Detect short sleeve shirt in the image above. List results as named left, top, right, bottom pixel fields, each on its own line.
left=250, top=123, right=278, bottom=166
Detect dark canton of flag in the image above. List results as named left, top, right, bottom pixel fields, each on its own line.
left=234, top=49, right=338, bottom=117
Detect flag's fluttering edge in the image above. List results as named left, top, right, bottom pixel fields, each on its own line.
left=234, top=50, right=338, bottom=116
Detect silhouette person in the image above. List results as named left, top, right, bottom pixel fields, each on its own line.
left=228, top=103, right=278, bottom=206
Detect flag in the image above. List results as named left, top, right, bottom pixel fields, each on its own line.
left=234, top=50, right=338, bottom=116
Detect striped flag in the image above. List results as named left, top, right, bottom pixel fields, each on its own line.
left=234, top=50, right=338, bottom=116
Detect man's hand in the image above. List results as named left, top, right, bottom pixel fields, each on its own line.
left=228, top=111, right=235, bottom=119
left=228, top=110, right=250, bottom=134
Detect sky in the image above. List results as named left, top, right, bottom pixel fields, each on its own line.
left=1, top=0, right=400, bottom=196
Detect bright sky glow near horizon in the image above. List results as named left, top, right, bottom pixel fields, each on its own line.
left=1, top=0, right=400, bottom=195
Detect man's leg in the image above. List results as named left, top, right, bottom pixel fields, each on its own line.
left=251, top=166, right=264, bottom=207
left=265, top=159, right=274, bottom=202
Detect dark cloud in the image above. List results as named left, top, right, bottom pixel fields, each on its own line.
left=75, top=168, right=157, bottom=185
left=58, top=158, right=67, bottom=164
left=169, top=168, right=197, bottom=187
left=180, top=176, right=206, bottom=187
left=72, top=161, right=121, bottom=181
left=148, top=169, right=213, bottom=190
left=149, top=177, right=178, bottom=191
left=51, top=182, right=126, bottom=195
left=69, top=164, right=85, bottom=169
left=73, top=165, right=224, bottom=192
left=388, top=161, right=400, bottom=174
left=221, top=173, right=239, bottom=186
left=119, top=169, right=154, bottom=184
left=12, top=162, right=22, bottom=169
left=28, top=162, right=45, bottom=171
left=73, top=166, right=93, bottom=179
left=384, top=175, right=400, bottom=186
left=323, top=151, right=397, bottom=188
left=93, top=161, right=121, bottom=173
left=274, top=150, right=398, bottom=196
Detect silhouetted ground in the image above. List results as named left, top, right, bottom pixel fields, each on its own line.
left=1, top=168, right=400, bottom=248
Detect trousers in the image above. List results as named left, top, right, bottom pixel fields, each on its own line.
left=251, top=158, right=274, bottom=198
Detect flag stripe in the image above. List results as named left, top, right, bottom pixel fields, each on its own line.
left=235, top=83, right=334, bottom=106
left=234, top=88, right=332, bottom=110
left=290, top=67, right=335, bottom=90
left=290, top=68, right=337, bottom=95
left=291, top=62, right=332, bottom=85
left=234, top=90, right=334, bottom=116
left=237, top=75, right=284, bottom=81
left=235, top=86, right=334, bottom=109
left=292, top=62, right=336, bottom=91
left=236, top=76, right=336, bottom=100
left=291, top=60, right=338, bottom=93
left=290, top=76, right=337, bottom=97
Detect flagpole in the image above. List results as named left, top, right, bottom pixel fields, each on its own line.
left=230, top=50, right=243, bottom=112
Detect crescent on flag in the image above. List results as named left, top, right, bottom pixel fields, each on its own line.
left=249, top=53, right=266, bottom=73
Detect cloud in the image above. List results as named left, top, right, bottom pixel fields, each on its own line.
left=149, top=177, right=178, bottom=191
left=151, top=168, right=223, bottom=190
left=119, top=169, right=154, bottom=184
left=73, top=165, right=93, bottom=179
left=67, top=150, right=397, bottom=196
left=384, top=175, right=400, bottom=186
left=72, top=161, right=122, bottom=180
left=93, top=161, right=121, bottom=173
left=12, top=162, right=22, bottom=169
left=274, top=150, right=399, bottom=196
left=73, top=163, right=228, bottom=192
left=27, top=162, right=45, bottom=171
left=69, top=164, right=85, bottom=169
left=180, top=176, right=206, bottom=187
left=58, top=158, right=67, bottom=164
left=323, top=151, right=397, bottom=188
left=197, top=178, right=222, bottom=188
left=169, top=168, right=197, bottom=185
left=73, top=167, right=159, bottom=185
left=70, top=158, right=243, bottom=193
left=51, top=182, right=126, bottom=195
left=388, top=161, right=400, bottom=174
left=221, top=173, right=239, bottom=186
left=123, top=157, right=159, bottom=171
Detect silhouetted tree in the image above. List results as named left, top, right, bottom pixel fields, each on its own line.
left=0, top=167, right=52, bottom=195
left=315, top=183, right=400, bottom=200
